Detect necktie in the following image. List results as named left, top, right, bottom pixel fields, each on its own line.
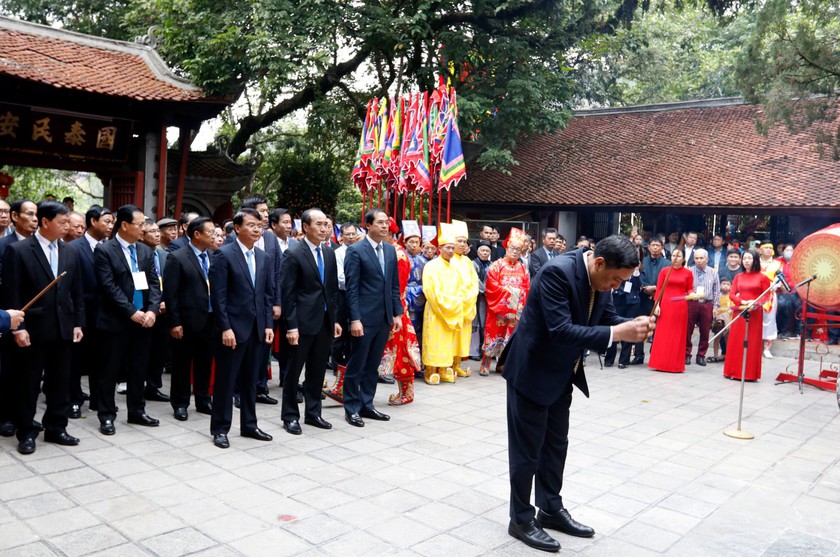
left=316, top=246, right=325, bottom=283
left=200, top=252, right=211, bottom=311
left=574, top=287, right=597, bottom=374
left=128, top=244, right=143, bottom=310
left=246, top=249, right=256, bottom=286
left=48, top=241, right=58, bottom=278
left=376, top=243, right=385, bottom=276
left=153, top=251, right=160, bottom=275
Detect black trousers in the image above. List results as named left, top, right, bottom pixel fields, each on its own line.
left=170, top=320, right=213, bottom=410
left=211, top=326, right=262, bottom=435
left=70, top=327, right=101, bottom=408
left=344, top=322, right=390, bottom=415
left=98, top=326, right=152, bottom=422
left=507, top=381, right=573, bottom=524
left=13, top=338, right=71, bottom=441
left=146, top=317, right=170, bottom=391
left=282, top=313, right=331, bottom=422
left=604, top=302, right=642, bottom=365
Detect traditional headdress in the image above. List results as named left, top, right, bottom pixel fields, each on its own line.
left=438, top=223, right=457, bottom=245
left=503, top=227, right=528, bottom=249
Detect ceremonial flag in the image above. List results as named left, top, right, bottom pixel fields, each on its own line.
left=438, top=90, right=466, bottom=191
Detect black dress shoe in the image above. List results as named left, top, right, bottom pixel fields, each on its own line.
left=127, top=413, right=160, bottom=427
left=696, top=356, right=706, bottom=366
left=242, top=428, right=272, bottom=441
left=377, top=375, right=395, bottom=384
left=603, top=362, right=614, bottom=368
left=685, top=356, right=692, bottom=365
left=345, top=413, right=365, bottom=427
left=617, top=363, right=627, bottom=369
left=233, top=395, right=241, bottom=409
left=630, top=357, right=644, bottom=365
left=195, top=403, right=213, bottom=415
left=17, top=437, right=36, bottom=455
left=68, top=404, right=82, bottom=419
left=537, top=508, right=595, bottom=538
left=174, top=407, right=188, bottom=421
left=296, top=391, right=304, bottom=404
left=359, top=408, right=390, bottom=421
left=283, top=420, right=302, bottom=435
left=44, top=431, right=80, bottom=446
left=255, top=393, right=278, bottom=405
left=304, top=415, right=332, bottom=429
left=508, top=520, right=560, bottom=552
left=33, top=420, right=44, bottom=432
left=82, top=391, right=90, bottom=401
left=99, top=420, right=116, bottom=435
left=0, top=421, right=15, bottom=437
left=144, top=389, right=170, bottom=402
left=213, top=433, right=230, bottom=449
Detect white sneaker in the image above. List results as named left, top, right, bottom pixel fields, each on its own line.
left=763, top=350, right=773, bottom=359
left=116, top=382, right=127, bottom=394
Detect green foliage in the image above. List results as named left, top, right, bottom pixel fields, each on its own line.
left=334, top=184, right=363, bottom=225
left=0, top=0, right=133, bottom=38
left=577, top=4, right=745, bottom=106
left=736, top=0, right=840, bottom=159
left=0, top=165, right=79, bottom=204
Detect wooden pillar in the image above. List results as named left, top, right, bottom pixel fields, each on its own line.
left=156, top=124, right=168, bottom=219
left=173, top=127, right=190, bottom=219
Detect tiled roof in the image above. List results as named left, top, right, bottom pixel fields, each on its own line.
left=453, top=98, right=840, bottom=210
left=0, top=16, right=213, bottom=102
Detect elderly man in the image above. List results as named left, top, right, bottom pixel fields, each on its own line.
left=686, top=248, right=720, bottom=366
left=64, top=212, right=86, bottom=242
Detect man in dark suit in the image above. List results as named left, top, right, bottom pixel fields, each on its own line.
left=166, top=211, right=198, bottom=253
left=0, top=199, right=38, bottom=437
left=2, top=200, right=85, bottom=454
left=209, top=208, right=275, bottom=449
left=94, top=205, right=162, bottom=435
left=343, top=209, right=402, bottom=427
left=502, top=235, right=654, bottom=552
left=280, top=208, right=340, bottom=434
left=141, top=218, right=172, bottom=402
left=529, top=227, right=560, bottom=278
left=164, top=217, right=216, bottom=421
left=66, top=206, right=113, bottom=417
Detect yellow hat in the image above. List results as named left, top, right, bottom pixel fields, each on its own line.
left=438, top=223, right=457, bottom=245
left=452, top=219, right=469, bottom=240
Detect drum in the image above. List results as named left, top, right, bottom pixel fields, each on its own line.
left=789, top=223, right=840, bottom=311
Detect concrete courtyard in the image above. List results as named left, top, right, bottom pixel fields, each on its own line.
left=1, top=349, right=838, bottom=556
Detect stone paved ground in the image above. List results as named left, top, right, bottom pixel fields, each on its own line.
left=1, top=351, right=838, bottom=557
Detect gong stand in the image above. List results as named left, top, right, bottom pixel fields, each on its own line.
left=775, top=279, right=840, bottom=393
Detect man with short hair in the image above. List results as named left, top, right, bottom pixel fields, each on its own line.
left=209, top=208, right=275, bottom=448
left=686, top=248, right=720, bottom=366
left=66, top=206, right=113, bottom=417
left=62, top=197, right=75, bottom=211
left=637, top=237, right=669, bottom=364
left=95, top=205, right=162, bottom=435
left=269, top=208, right=297, bottom=254
left=717, top=249, right=743, bottom=285
left=330, top=222, right=359, bottom=371
left=141, top=219, right=171, bottom=403
left=529, top=228, right=560, bottom=278
left=164, top=217, right=216, bottom=420
left=0, top=199, right=12, bottom=237
left=708, top=234, right=727, bottom=271
left=502, top=236, right=653, bottom=552
left=281, top=208, right=340, bottom=434
left=684, top=231, right=699, bottom=266
left=0, top=200, right=39, bottom=281
left=63, top=211, right=86, bottom=242
left=3, top=200, right=85, bottom=454
left=343, top=209, right=402, bottom=427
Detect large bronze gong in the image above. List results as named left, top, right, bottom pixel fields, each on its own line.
left=789, top=223, right=840, bottom=310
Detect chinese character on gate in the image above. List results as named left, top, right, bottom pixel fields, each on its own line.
left=32, top=117, right=53, bottom=143
left=65, top=121, right=86, bottom=146
left=0, top=112, right=20, bottom=138
left=96, top=126, right=117, bottom=151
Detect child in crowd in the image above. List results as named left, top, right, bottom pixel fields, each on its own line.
left=709, top=278, right=732, bottom=362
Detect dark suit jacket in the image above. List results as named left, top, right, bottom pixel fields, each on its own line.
left=223, top=229, right=282, bottom=306
left=529, top=246, right=559, bottom=278
left=67, top=237, right=99, bottom=327
left=502, top=249, right=626, bottom=406
left=2, top=234, right=85, bottom=342
left=344, top=239, right=402, bottom=327
left=209, top=242, right=273, bottom=343
left=94, top=237, right=162, bottom=332
left=281, top=239, right=338, bottom=335
left=166, top=236, right=189, bottom=253
left=0, top=233, right=21, bottom=287
left=164, top=244, right=212, bottom=332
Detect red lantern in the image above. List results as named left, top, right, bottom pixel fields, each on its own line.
left=0, top=172, right=12, bottom=200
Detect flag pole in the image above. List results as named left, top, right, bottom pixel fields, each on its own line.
left=446, top=188, right=451, bottom=222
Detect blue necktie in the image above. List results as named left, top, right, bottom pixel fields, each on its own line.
left=153, top=251, right=160, bottom=276
left=199, top=252, right=211, bottom=311
left=128, top=244, right=143, bottom=310
left=316, top=246, right=325, bottom=283
left=48, top=241, right=58, bottom=278
left=246, top=249, right=256, bottom=286
left=376, top=243, right=385, bottom=276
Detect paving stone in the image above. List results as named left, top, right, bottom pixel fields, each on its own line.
left=762, top=529, right=839, bottom=557
left=0, top=541, right=62, bottom=557
left=49, top=525, right=127, bottom=557
left=140, top=527, right=216, bottom=557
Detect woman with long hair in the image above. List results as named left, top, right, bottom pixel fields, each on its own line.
left=723, top=249, right=771, bottom=381
left=648, top=249, right=694, bottom=373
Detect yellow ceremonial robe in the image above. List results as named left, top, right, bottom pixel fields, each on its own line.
left=453, top=254, right=479, bottom=357
left=422, top=257, right=464, bottom=367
